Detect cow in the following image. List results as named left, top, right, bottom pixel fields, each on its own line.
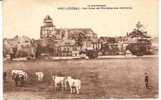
left=14, top=74, right=25, bottom=87
left=35, top=72, right=44, bottom=81
left=65, top=76, right=81, bottom=94
left=11, top=70, right=28, bottom=81
left=52, top=75, right=66, bottom=91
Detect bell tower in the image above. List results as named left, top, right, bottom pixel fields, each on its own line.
left=40, top=15, right=56, bottom=39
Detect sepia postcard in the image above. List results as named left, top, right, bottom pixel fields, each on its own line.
left=3, top=0, right=159, bottom=99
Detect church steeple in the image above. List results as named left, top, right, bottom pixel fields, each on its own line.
left=43, top=15, right=55, bottom=27
left=40, top=15, right=56, bottom=39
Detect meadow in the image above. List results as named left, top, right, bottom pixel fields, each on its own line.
left=3, top=57, right=158, bottom=99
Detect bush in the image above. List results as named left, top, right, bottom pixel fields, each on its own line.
left=86, top=50, right=98, bottom=59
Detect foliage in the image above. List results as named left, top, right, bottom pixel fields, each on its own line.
left=86, top=49, right=98, bottom=59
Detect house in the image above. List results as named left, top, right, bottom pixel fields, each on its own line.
left=3, top=38, right=18, bottom=57
left=3, top=35, right=33, bottom=58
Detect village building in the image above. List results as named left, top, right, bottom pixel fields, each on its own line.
left=3, top=35, right=34, bottom=58
left=39, top=15, right=98, bottom=56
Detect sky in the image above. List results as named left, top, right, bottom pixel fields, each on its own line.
left=3, top=0, right=158, bottom=39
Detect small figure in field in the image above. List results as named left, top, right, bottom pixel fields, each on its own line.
left=144, top=72, right=151, bottom=89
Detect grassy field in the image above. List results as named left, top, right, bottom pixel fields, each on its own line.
left=3, top=57, right=158, bottom=99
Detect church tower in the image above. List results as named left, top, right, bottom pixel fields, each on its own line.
left=40, top=15, right=56, bottom=39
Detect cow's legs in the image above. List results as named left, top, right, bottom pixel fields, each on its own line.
left=76, top=88, right=79, bottom=94
left=55, top=83, right=57, bottom=91
left=73, top=88, right=75, bottom=93
left=70, top=87, right=73, bottom=94
left=64, top=82, right=67, bottom=91
left=61, top=83, right=64, bottom=92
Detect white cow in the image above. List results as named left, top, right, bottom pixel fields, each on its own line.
left=52, top=75, right=66, bottom=91
left=11, top=70, right=28, bottom=81
left=65, top=77, right=81, bottom=94
left=35, top=72, right=44, bottom=81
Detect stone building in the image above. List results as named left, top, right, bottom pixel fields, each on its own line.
left=40, top=15, right=98, bottom=56
left=40, top=15, right=56, bottom=39
left=40, top=15, right=97, bottom=40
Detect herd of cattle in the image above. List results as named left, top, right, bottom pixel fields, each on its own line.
left=3, top=70, right=81, bottom=94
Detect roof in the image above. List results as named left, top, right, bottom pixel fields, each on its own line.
left=43, top=15, right=54, bottom=27
left=56, top=28, right=93, bottom=31
left=55, top=28, right=97, bottom=39
left=44, top=15, right=53, bottom=22
left=55, top=28, right=94, bottom=34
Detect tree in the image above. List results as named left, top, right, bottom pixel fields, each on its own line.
left=76, top=32, right=86, bottom=48
left=127, top=22, right=150, bottom=38
left=126, top=22, right=152, bottom=56
left=136, top=21, right=143, bottom=30
left=135, top=21, right=147, bottom=36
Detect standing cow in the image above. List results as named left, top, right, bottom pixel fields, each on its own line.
left=65, top=76, right=81, bottom=94
left=11, top=70, right=28, bottom=81
left=14, top=74, right=25, bottom=86
left=52, top=75, right=66, bottom=91
left=35, top=72, right=44, bottom=81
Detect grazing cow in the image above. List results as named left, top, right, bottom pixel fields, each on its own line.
left=65, top=77, right=81, bottom=94
left=11, top=70, right=28, bottom=81
left=14, top=74, right=25, bottom=86
left=52, top=75, right=66, bottom=91
left=35, top=72, right=44, bottom=81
